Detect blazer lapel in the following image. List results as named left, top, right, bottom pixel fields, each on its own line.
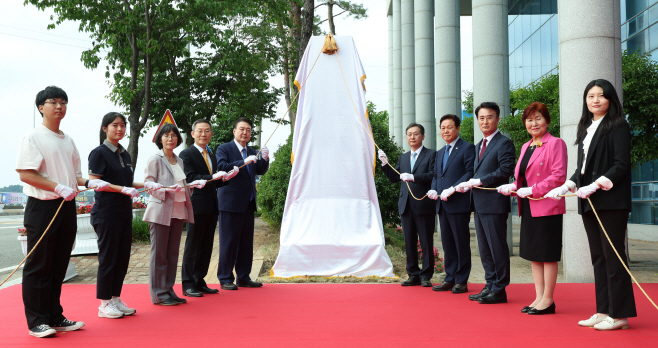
left=526, top=133, right=552, bottom=168
left=411, top=148, right=427, bottom=173
left=475, top=132, right=501, bottom=170
left=474, top=139, right=483, bottom=170
left=584, top=123, right=604, bottom=172
left=443, top=138, right=462, bottom=173
left=193, top=146, right=212, bottom=174
left=157, top=150, right=175, bottom=178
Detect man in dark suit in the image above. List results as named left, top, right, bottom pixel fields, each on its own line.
left=215, top=117, right=269, bottom=290
left=426, top=114, right=475, bottom=294
left=179, top=119, right=237, bottom=297
left=379, top=123, right=436, bottom=287
left=456, top=102, right=515, bottom=304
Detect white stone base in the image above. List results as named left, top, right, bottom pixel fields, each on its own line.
left=628, top=223, right=658, bottom=242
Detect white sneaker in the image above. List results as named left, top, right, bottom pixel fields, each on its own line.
left=98, top=302, right=124, bottom=319
left=594, top=317, right=629, bottom=331
left=578, top=314, right=607, bottom=327
left=112, top=298, right=136, bottom=316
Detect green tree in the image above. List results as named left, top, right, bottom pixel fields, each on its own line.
left=0, top=185, right=23, bottom=193
left=257, top=134, right=293, bottom=229
left=315, top=1, right=368, bottom=35
left=460, top=116, right=474, bottom=145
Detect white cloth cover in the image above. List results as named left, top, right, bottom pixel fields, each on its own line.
left=271, top=36, right=395, bottom=278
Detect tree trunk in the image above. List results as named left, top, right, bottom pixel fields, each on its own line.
left=327, top=1, right=335, bottom=35
left=289, top=1, right=302, bottom=79
left=300, top=0, right=314, bottom=65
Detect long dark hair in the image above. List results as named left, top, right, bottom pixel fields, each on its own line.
left=575, top=79, right=624, bottom=145
left=100, top=112, right=127, bottom=145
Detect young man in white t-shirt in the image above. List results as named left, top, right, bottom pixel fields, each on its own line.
left=16, top=86, right=110, bottom=338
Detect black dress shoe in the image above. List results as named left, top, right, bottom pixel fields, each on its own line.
left=237, top=280, right=263, bottom=288
left=198, top=286, right=219, bottom=294
left=432, top=282, right=455, bottom=292
left=521, top=306, right=533, bottom=313
left=173, top=297, right=187, bottom=304
left=421, top=279, right=433, bottom=287
left=183, top=288, right=203, bottom=297
left=468, top=287, right=490, bottom=301
left=154, top=298, right=179, bottom=306
left=478, top=291, right=507, bottom=304
left=451, top=283, right=468, bottom=294
left=528, top=302, right=555, bottom=315
left=221, top=283, right=238, bottom=290
left=402, top=276, right=421, bottom=286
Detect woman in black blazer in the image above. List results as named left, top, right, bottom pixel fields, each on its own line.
left=546, top=79, right=636, bottom=330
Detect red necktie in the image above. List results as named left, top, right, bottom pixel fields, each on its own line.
left=479, top=139, right=487, bottom=160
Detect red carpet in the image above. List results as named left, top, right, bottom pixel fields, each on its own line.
left=1, top=283, right=657, bottom=347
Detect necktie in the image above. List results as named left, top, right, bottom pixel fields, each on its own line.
left=410, top=152, right=417, bottom=171
left=479, top=139, right=487, bottom=160
left=242, top=148, right=254, bottom=200
left=202, top=150, right=212, bottom=174
left=442, top=145, right=451, bottom=173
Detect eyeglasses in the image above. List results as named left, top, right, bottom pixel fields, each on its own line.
left=194, top=130, right=212, bottom=134
left=44, top=100, right=68, bottom=107
left=163, top=134, right=178, bottom=140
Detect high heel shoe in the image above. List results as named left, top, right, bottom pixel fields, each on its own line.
left=528, top=302, right=555, bottom=315
left=521, top=306, right=534, bottom=313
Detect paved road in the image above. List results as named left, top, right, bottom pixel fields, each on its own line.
left=0, top=215, right=26, bottom=277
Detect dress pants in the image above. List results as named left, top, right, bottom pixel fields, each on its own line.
left=474, top=212, right=510, bottom=294
left=94, top=217, right=132, bottom=300
left=400, top=205, right=435, bottom=280
left=582, top=209, right=637, bottom=318
left=149, top=219, right=184, bottom=303
left=22, top=198, right=77, bottom=329
left=217, top=200, right=256, bottom=284
left=438, top=208, right=471, bottom=284
left=182, top=212, right=218, bottom=290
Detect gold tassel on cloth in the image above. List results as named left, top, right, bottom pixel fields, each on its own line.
left=322, top=34, right=338, bottom=55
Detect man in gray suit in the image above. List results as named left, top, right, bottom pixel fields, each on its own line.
left=456, top=102, right=515, bottom=304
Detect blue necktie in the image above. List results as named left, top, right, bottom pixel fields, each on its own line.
left=242, top=148, right=254, bottom=200
left=410, top=152, right=417, bottom=171
left=442, top=145, right=451, bottom=173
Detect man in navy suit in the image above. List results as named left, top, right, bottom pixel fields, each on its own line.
left=427, top=114, right=475, bottom=294
left=379, top=123, right=436, bottom=287
left=456, top=102, right=515, bottom=304
left=215, top=117, right=269, bottom=290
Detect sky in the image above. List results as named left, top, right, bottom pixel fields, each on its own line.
left=0, top=0, right=473, bottom=188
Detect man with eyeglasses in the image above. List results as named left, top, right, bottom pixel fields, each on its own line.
left=215, top=117, right=269, bottom=290
left=178, top=119, right=238, bottom=298
left=16, top=86, right=110, bottom=337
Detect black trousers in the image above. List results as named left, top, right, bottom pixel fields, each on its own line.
left=182, top=212, right=218, bottom=289
left=93, top=216, right=132, bottom=300
left=438, top=209, right=471, bottom=284
left=217, top=200, right=256, bottom=284
left=474, top=212, right=510, bottom=294
left=400, top=206, right=435, bottom=280
left=582, top=209, right=637, bottom=318
left=22, top=198, right=77, bottom=329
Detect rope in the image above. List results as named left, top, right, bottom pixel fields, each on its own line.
left=471, top=186, right=576, bottom=200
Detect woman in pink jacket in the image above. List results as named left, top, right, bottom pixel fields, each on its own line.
left=497, top=102, right=567, bottom=315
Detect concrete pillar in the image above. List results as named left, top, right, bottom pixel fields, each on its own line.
left=388, top=13, right=394, bottom=137
left=414, top=0, right=434, bottom=150
left=472, top=0, right=512, bottom=255
left=558, top=0, right=622, bottom=282
left=434, top=0, right=461, bottom=150
left=393, top=0, right=403, bottom=147
left=401, top=0, right=415, bottom=150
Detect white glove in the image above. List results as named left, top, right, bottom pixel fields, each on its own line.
left=455, top=182, right=470, bottom=193
left=88, top=179, right=110, bottom=191
left=496, top=183, right=517, bottom=196
left=576, top=182, right=600, bottom=199
left=378, top=149, right=389, bottom=164
left=544, top=185, right=569, bottom=200
left=165, top=184, right=182, bottom=193
left=121, top=186, right=139, bottom=198
left=400, top=173, right=414, bottom=182
left=224, top=166, right=239, bottom=181
left=244, top=155, right=258, bottom=165
left=427, top=190, right=439, bottom=200
left=261, top=146, right=269, bottom=160
left=212, top=171, right=227, bottom=180
left=54, top=184, right=77, bottom=201
left=144, top=182, right=162, bottom=191
left=441, top=187, right=456, bottom=201
left=189, top=180, right=206, bottom=189
left=456, top=178, right=481, bottom=192
left=516, top=187, right=533, bottom=198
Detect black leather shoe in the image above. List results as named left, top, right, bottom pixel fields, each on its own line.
left=198, top=286, right=219, bottom=294
left=468, top=287, right=490, bottom=301
left=183, top=288, right=203, bottom=297
left=237, top=280, right=263, bottom=288
left=154, top=298, right=179, bottom=306
left=432, top=282, right=455, bottom=292
left=173, top=297, right=187, bottom=304
left=521, top=306, right=533, bottom=313
left=528, top=302, right=555, bottom=315
left=421, top=279, right=433, bottom=287
left=402, top=276, right=421, bottom=286
left=451, top=283, right=468, bottom=294
left=221, top=283, right=238, bottom=290
left=478, top=291, right=507, bottom=304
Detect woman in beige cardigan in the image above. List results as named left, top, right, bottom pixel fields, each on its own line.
left=143, top=124, right=204, bottom=306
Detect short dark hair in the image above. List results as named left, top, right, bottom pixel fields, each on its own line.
left=192, top=119, right=212, bottom=131
left=35, top=86, right=68, bottom=117
left=475, top=101, right=500, bottom=118
left=154, top=123, right=183, bottom=149
left=99, top=112, right=127, bottom=145
left=522, top=102, right=551, bottom=124
left=233, top=117, right=253, bottom=129
left=439, top=114, right=461, bottom=128
left=405, top=122, right=425, bottom=135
